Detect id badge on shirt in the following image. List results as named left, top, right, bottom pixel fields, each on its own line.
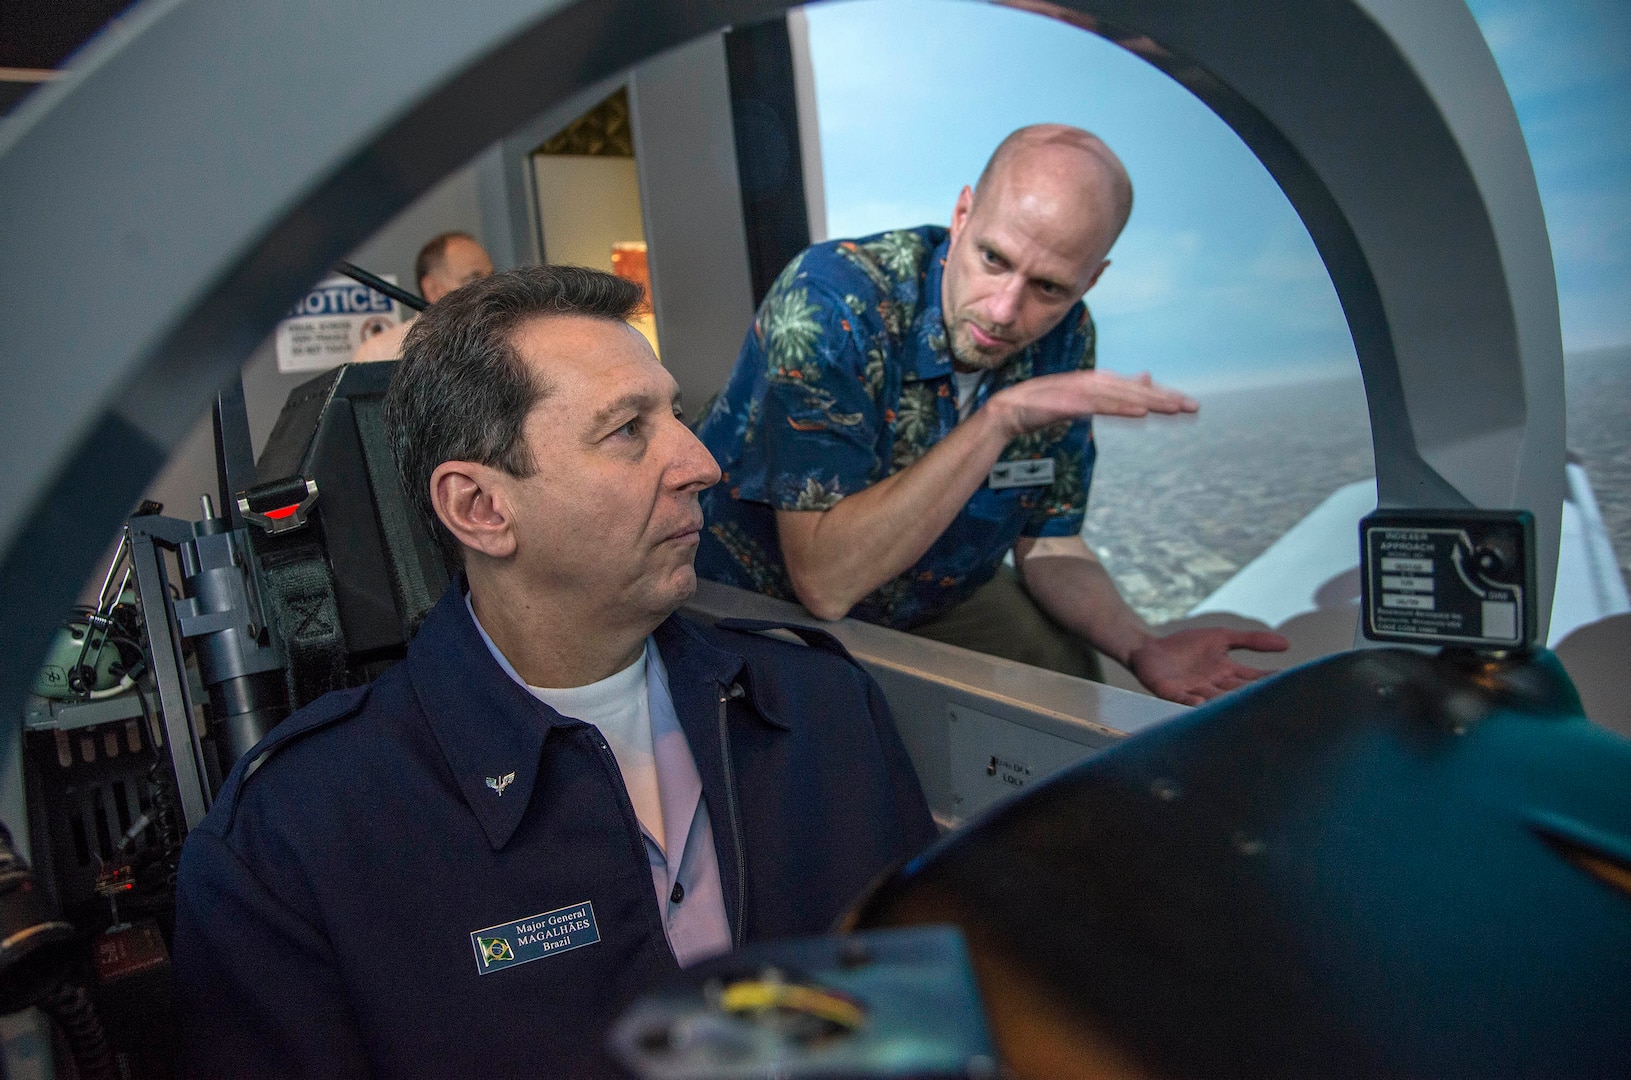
left=988, top=459, right=1056, bottom=489
left=471, top=901, right=600, bottom=975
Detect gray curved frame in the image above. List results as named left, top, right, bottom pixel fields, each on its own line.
left=0, top=0, right=1562, bottom=716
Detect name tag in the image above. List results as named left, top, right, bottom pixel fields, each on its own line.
left=470, top=901, right=600, bottom=975
left=989, top=459, right=1055, bottom=489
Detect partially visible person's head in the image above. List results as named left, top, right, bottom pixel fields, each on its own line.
left=415, top=232, right=495, bottom=303
left=385, top=265, right=720, bottom=624
left=941, top=124, right=1132, bottom=370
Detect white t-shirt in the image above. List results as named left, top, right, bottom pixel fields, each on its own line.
left=525, top=646, right=666, bottom=854
left=953, top=368, right=985, bottom=421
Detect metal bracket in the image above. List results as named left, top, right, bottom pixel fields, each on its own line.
left=237, top=478, right=319, bottom=536
left=126, top=515, right=214, bottom=831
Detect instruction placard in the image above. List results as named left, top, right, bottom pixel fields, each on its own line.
left=1360, top=510, right=1534, bottom=649
left=275, top=275, right=402, bottom=373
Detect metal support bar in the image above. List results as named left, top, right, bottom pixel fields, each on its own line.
left=213, top=378, right=257, bottom=533
left=22, top=694, right=144, bottom=734
left=127, top=516, right=213, bottom=831
left=335, top=261, right=427, bottom=312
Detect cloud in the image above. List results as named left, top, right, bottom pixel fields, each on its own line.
left=1092, top=248, right=1180, bottom=317
left=1559, top=283, right=1631, bottom=351
left=1247, top=245, right=1327, bottom=285
left=1467, top=0, right=1631, bottom=101
left=1465, top=0, right=1631, bottom=351
left=824, top=198, right=948, bottom=239
left=1094, top=224, right=1345, bottom=337
left=1548, top=189, right=1631, bottom=271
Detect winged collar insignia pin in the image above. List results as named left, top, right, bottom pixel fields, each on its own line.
left=485, top=771, right=515, bottom=796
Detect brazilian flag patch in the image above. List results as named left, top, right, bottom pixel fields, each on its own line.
left=477, top=936, right=514, bottom=965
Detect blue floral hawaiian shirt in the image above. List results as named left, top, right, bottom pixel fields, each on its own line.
left=695, top=225, right=1097, bottom=630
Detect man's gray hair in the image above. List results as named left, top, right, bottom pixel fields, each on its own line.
left=383, top=264, right=645, bottom=561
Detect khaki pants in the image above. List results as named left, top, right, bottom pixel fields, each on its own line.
left=908, top=563, right=1104, bottom=682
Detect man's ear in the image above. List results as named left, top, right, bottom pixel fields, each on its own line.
left=1082, top=258, right=1111, bottom=294
left=420, top=273, right=448, bottom=305
left=948, top=185, right=975, bottom=241
left=429, top=461, right=516, bottom=559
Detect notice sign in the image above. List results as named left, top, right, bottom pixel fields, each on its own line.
left=275, top=275, right=402, bottom=373
left=1360, top=509, right=1534, bottom=649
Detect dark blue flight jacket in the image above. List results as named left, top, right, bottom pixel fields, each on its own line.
left=172, top=586, right=936, bottom=1078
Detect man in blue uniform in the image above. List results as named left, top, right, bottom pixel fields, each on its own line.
left=172, top=266, right=936, bottom=1077
left=697, top=125, right=1286, bottom=705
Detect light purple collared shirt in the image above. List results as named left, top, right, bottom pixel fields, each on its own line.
left=466, top=597, right=732, bottom=967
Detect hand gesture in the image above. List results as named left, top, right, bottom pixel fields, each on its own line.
left=988, top=369, right=1198, bottom=438
left=1128, top=627, right=1289, bottom=707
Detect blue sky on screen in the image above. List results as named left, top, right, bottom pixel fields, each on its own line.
left=805, top=0, right=1631, bottom=391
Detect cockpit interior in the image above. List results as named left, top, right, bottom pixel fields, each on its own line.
left=1, top=1, right=1627, bottom=1076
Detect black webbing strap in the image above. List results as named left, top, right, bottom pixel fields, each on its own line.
left=258, top=540, right=347, bottom=710
left=241, top=477, right=350, bottom=710
left=350, top=397, right=437, bottom=633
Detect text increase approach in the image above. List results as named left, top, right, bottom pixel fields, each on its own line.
left=1359, top=508, right=1537, bottom=650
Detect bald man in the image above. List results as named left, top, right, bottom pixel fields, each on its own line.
left=696, top=125, right=1286, bottom=705
left=352, top=232, right=495, bottom=363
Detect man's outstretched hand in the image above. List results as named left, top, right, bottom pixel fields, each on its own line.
left=1127, top=627, right=1290, bottom=707
left=988, top=369, right=1198, bottom=438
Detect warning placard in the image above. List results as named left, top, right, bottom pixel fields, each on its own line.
left=275, top=275, right=402, bottom=373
